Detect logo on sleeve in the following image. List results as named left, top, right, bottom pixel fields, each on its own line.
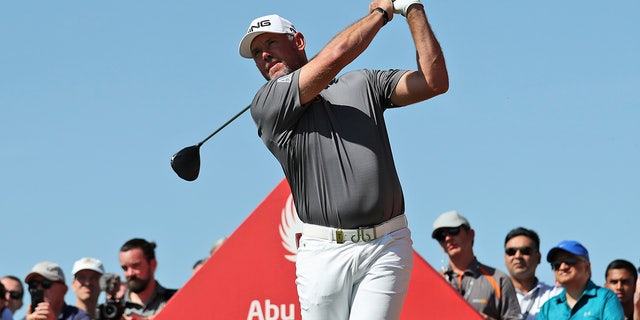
left=277, top=74, right=293, bottom=83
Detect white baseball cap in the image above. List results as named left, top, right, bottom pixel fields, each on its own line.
left=238, top=14, right=297, bottom=59
left=25, top=261, right=66, bottom=283
left=72, top=257, right=105, bottom=275
left=432, top=210, right=470, bottom=238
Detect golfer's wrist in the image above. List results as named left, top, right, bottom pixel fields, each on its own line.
left=371, top=7, right=389, bottom=26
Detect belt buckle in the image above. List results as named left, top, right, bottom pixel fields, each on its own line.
left=351, top=227, right=376, bottom=243
left=335, top=230, right=344, bottom=244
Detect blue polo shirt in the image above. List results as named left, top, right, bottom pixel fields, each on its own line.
left=537, top=280, right=624, bottom=320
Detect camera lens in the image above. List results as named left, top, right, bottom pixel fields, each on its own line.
left=103, top=303, right=118, bottom=319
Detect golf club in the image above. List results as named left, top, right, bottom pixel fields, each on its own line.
left=171, top=105, right=251, bottom=181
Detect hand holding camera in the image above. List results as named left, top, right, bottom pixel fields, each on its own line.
left=96, top=273, right=126, bottom=320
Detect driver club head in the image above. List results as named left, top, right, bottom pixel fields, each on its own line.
left=170, top=105, right=251, bottom=181
left=170, top=145, right=201, bottom=181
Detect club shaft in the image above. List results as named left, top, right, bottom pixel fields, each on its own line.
left=197, top=105, right=251, bottom=147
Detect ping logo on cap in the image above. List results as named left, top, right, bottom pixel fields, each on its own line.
left=247, top=19, right=273, bottom=33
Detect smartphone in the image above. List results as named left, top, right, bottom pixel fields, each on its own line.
left=30, top=288, right=44, bottom=311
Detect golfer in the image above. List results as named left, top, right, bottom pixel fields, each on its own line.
left=239, top=0, right=448, bottom=318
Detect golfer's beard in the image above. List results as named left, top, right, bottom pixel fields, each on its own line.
left=266, top=64, right=292, bottom=81
left=127, top=276, right=150, bottom=294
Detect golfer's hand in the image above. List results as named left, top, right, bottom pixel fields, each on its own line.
left=392, top=0, right=422, bottom=16
left=369, top=0, right=394, bottom=22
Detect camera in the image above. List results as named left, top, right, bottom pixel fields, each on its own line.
left=29, top=287, right=44, bottom=311
left=96, top=300, right=124, bottom=320
left=96, top=273, right=125, bottom=320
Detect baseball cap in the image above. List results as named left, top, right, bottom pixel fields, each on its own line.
left=432, top=210, right=470, bottom=238
left=72, top=257, right=105, bottom=275
left=239, top=14, right=297, bottom=58
left=25, top=261, right=65, bottom=283
left=546, top=240, right=590, bottom=262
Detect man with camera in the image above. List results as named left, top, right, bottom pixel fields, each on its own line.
left=23, top=261, right=90, bottom=320
left=118, top=238, right=176, bottom=320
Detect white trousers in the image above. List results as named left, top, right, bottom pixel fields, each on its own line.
left=295, top=228, right=414, bottom=320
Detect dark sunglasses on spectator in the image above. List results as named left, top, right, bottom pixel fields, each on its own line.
left=551, top=256, right=583, bottom=270
left=434, top=226, right=465, bottom=242
left=8, top=290, right=23, bottom=300
left=505, top=246, right=533, bottom=256
left=28, top=279, right=54, bottom=290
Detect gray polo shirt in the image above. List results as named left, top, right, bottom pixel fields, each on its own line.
left=444, top=259, right=521, bottom=320
left=251, top=68, right=408, bottom=228
left=122, top=281, right=176, bottom=317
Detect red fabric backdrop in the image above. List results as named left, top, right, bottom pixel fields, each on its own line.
left=155, top=179, right=481, bottom=320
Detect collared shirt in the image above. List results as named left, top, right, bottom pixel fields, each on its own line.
left=252, top=68, right=408, bottom=228
left=444, top=258, right=521, bottom=320
left=20, top=304, right=90, bottom=320
left=122, top=281, right=176, bottom=317
left=537, top=280, right=624, bottom=320
left=516, top=279, right=563, bottom=320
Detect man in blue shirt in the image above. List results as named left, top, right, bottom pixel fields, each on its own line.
left=538, top=240, right=624, bottom=320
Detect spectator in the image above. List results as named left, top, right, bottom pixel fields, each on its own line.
left=1, top=276, right=24, bottom=315
left=23, top=261, right=90, bottom=320
left=119, top=238, right=176, bottom=319
left=209, top=236, right=227, bottom=256
left=71, top=258, right=105, bottom=319
left=192, top=236, right=229, bottom=275
left=604, top=259, right=637, bottom=319
left=538, top=240, right=624, bottom=319
left=191, top=258, right=206, bottom=275
left=1, top=282, right=13, bottom=320
left=504, top=227, right=562, bottom=319
left=432, top=210, right=520, bottom=319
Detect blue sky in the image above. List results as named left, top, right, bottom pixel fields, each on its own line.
left=2, top=1, right=638, bottom=318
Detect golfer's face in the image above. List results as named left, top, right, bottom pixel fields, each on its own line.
left=251, top=33, right=303, bottom=80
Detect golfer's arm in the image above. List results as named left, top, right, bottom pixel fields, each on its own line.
left=392, top=5, right=449, bottom=107
left=298, top=9, right=389, bottom=105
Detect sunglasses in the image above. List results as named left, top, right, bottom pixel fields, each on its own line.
left=434, top=226, right=465, bottom=242
left=8, top=290, right=23, bottom=300
left=551, top=256, right=583, bottom=270
left=28, top=279, right=54, bottom=290
left=505, top=246, right=533, bottom=256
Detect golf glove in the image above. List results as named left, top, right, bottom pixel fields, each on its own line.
left=392, top=0, right=422, bottom=16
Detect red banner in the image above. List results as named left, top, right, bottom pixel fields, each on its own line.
left=156, top=179, right=481, bottom=319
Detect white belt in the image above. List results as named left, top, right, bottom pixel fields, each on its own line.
left=302, top=214, right=408, bottom=244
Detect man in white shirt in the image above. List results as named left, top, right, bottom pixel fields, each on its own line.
left=504, top=227, right=562, bottom=319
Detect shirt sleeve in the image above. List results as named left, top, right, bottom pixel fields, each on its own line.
left=602, top=288, right=625, bottom=320
left=250, top=70, right=302, bottom=150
